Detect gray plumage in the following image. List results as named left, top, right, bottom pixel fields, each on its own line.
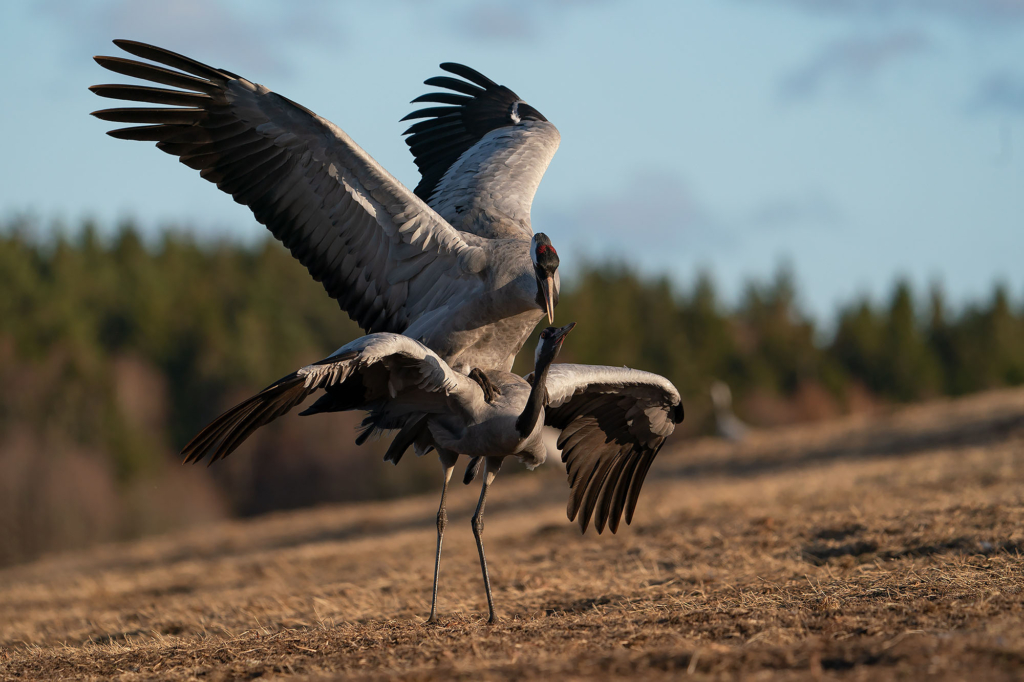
left=180, top=325, right=684, bottom=623
left=423, top=123, right=561, bottom=240
left=90, top=40, right=561, bottom=373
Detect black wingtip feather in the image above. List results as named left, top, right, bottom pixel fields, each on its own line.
left=439, top=62, right=498, bottom=89
left=411, top=92, right=474, bottom=106
left=112, top=39, right=225, bottom=82
left=105, top=125, right=175, bottom=141
left=93, top=55, right=220, bottom=94
left=402, top=116, right=460, bottom=136
left=180, top=372, right=310, bottom=466
left=92, top=107, right=205, bottom=125
left=399, top=106, right=461, bottom=123
left=423, top=75, right=485, bottom=97
left=90, top=84, right=212, bottom=107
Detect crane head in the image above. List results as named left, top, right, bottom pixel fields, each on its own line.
left=531, top=233, right=560, bottom=323
left=534, top=322, right=575, bottom=367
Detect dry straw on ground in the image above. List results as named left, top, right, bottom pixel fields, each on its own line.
left=2, top=389, right=1024, bottom=680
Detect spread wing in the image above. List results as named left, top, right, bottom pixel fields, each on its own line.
left=181, top=334, right=466, bottom=465
left=401, top=63, right=560, bottom=238
left=541, top=365, right=685, bottom=535
left=91, top=40, right=488, bottom=334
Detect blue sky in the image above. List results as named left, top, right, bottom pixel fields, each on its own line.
left=1, top=0, right=1022, bottom=321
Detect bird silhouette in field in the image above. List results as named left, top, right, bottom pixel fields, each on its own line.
left=181, top=323, right=684, bottom=623
left=711, top=380, right=748, bottom=442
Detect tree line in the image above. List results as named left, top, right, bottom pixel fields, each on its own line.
left=1, top=218, right=1021, bottom=565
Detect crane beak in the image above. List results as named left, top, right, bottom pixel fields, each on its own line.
left=541, top=275, right=556, bottom=323
left=551, top=321, right=576, bottom=343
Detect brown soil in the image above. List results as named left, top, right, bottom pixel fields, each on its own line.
left=3, top=389, right=1024, bottom=681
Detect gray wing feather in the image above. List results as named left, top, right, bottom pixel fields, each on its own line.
left=541, top=365, right=684, bottom=535
left=428, top=122, right=561, bottom=238
left=91, top=40, right=487, bottom=334
left=303, top=334, right=462, bottom=395
left=180, top=334, right=467, bottom=465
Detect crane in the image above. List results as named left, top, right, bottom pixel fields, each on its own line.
left=180, top=324, right=684, bottom=623
left=90, top=40, right=562, bottom=373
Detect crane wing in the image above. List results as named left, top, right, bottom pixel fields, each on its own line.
left=539, top=365, right=684, bottom=535
left=91, top=40, right=488, bottom=334
left=402, top=63, right=560, bottom=239
left=181, top=333, right=468, bottom=466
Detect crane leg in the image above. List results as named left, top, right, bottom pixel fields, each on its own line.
left=428, top=450, right=458, bottom=624
left=471, top=457, right=502, bottom=624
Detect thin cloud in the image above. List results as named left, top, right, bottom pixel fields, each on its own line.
left=780, top=31, right=930, bottom=100
left=758, top=0, right=1024, bottom=26
left=544, top=172, right=730, bottom=257
left=35, top=0, right=345, bottom=77
left=545, top=174, right=844, bottom=264
left=744, top=190, right=845, bottom=231
left=460, top=3, right=538, bottom=41
left=971, top=71, right=1024, bottom=115
left=764, top=0, right=1024, bottom=115
left=450, top=0, right=612, bottom=43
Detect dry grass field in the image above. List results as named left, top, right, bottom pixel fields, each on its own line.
left=3, top=389, right=1024, bottom=681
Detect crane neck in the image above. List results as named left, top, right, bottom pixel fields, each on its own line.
left=515, top=351, right=554, bottom=439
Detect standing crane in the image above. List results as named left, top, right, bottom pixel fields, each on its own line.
left=180, top=324, right=684, bottom=623
left=711, top=380, right=748, bottom=442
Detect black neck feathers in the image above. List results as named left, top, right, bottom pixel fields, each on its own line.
left=515, top=352, right=553, bottom=438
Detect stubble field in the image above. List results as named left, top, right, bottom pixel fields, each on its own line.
left=2, top=388, right=1024, bottom=680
